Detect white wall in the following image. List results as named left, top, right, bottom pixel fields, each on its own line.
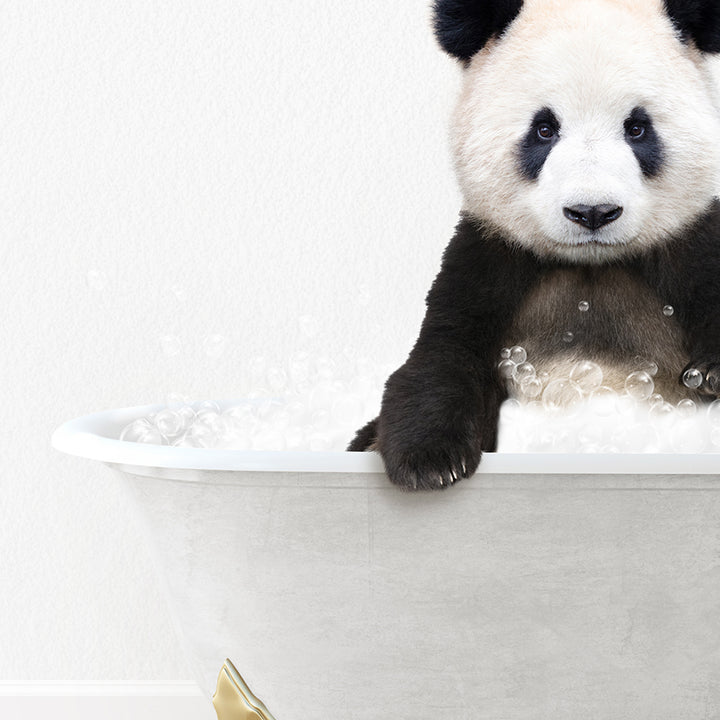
left=0, top=0, right=460, bottom=695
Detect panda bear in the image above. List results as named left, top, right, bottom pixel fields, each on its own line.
left=348, top=0, right=720, bottom=490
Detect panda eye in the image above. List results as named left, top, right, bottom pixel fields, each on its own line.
left=536, top=123, right=555, bottom=141
left=627, top=123, right=645, bottom=140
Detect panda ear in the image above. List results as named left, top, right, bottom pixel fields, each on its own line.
left=433, top=0, right=524, bottom=62
left=664, top=0, right=720, bottom=53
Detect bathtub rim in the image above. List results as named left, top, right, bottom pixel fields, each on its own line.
left=52, top=402, right=720, bottom=476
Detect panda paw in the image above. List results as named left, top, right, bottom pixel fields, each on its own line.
left=682, top=358, right=720, bottom=397
left=379, top=428, right=482, bottom=491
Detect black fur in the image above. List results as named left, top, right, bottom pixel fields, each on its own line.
left=663, top=0, right=720, bottom=53
left=348, top=202, right=720, bottom=490
left=433, top=0, right=523, bottom=62
left=636, top=200, right=720, bottom=397
left=624, top=107, right=664, bottom=178
left=518, top=107, right=561, bottom=181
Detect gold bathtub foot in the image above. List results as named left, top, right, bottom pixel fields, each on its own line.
left=212, top=658, right=277, bottom=720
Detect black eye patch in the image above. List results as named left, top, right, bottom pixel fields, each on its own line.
left=624, top=107, right=664, bottom=178
left=518, top=107, right=561, bottom=181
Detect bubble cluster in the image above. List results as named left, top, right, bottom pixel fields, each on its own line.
left=624, top=371, right=654, bottom=401
left=498, top=347, right=719, bottom=453
left=118, top=353, right=388, bottom=451
left=118, top=349, right=720, bottom=454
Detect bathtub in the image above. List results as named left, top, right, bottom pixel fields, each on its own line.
left=53, top=402, right=720, bottom=719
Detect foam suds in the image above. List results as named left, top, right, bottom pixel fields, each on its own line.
left=116, top=352, right=720, bottom=453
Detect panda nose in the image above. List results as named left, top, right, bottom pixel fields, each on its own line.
left=563, top=204, right=623, bottom=230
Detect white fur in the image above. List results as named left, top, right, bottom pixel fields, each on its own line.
left=451, top=0, right=720, bottom=263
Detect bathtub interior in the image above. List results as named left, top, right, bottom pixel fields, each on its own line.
left=52, top=405, right=720, bottom=719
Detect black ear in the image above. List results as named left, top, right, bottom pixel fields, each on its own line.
left=433, top=0, right=523, bottom=62
left=664, top=0, right=720, bottom=53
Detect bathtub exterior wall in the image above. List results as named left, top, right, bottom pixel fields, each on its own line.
left=126, top=469, right=720, bottom=719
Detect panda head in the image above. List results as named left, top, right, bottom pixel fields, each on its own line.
left=436, top=0, right=720, bottom=263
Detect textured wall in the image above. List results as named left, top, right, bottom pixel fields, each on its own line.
left=0, top=0, right=460, bottom=683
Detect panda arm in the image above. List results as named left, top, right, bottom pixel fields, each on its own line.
left=639, top=201, right=720, bottom=396
left=375, top=216, right=541, bottom=490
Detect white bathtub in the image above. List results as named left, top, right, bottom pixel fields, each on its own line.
left=53, top=403, right=720, bottom=719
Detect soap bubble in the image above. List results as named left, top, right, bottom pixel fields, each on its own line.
left=624, top=371, right=654, bottom=401
left=500, top=348, right=512, bottom=360
left=195, top=399, right=221, bottom=415
left=513, top=362, right=536, bottom=383
left=193, top=410, right=221, bottom=434
left=223, top=403, right=257, bottom=431
left=676, top=399, right=697, bottom=418
left=706, top=367, right=720, bottom=394
left=160, top=334, right=182, bottom=357
left=649, top=401, right=676, bottom=421
left=498, top=359, right=516, bottom=379
left=153, top=409, right=184, bottom=438
left=562, top=331, right=574, bottom=344
left=569, top=361, right=603, bottom=393
left=648, top=393, right=664, bottom=408
left=120, top=419, right=165, bottom=444
left=707, top=399, right=720, bottom=426
left=542, top=378, right=583, bottom=413
left=203, top=334, right=227, bottom=358
left=519, top=377, right=543, bottom=399
left=175, top=423, right=215, bottom=448
left=663, top=305, right=675, bottom=317
left=502, top=398, right=523, bottom=417
left=578, top=300, right=590, bottom=312
left=509, top=346, right=527, bottom=364
left=633, top=356, right=659, bottom=376
left=682, top=368, right=703, bottom=389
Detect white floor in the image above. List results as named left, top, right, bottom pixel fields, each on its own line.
left=0, top=686, right=215, bottom=720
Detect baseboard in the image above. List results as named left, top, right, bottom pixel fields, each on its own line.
left=0, top=685, right=216, bottom=720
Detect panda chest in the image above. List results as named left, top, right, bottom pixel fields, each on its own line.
left=502, top=267, right=690, bottom=400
